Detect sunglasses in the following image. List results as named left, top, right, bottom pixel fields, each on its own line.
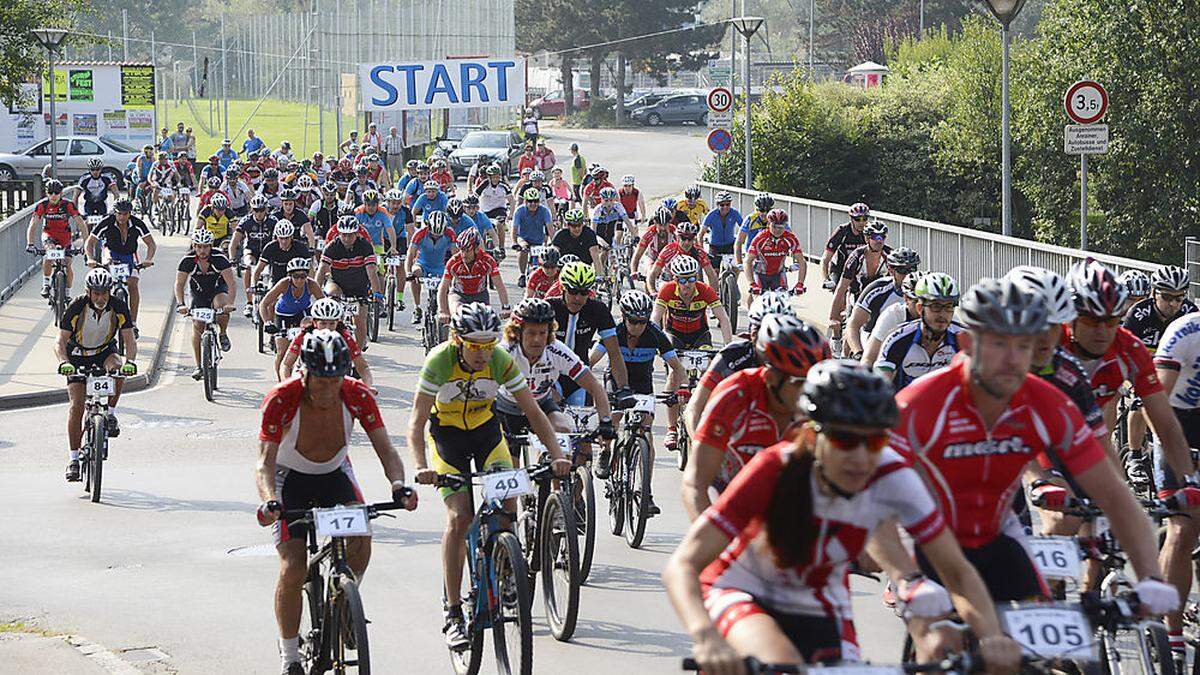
left=852, top=216, right=869, bottom=222
left=289, top=272, right=308, bottom=279
left=676, top=276, right=698, bottom=284
left=626, top=318, right=648, bottom=326
left=1160, top=293, right=1188, bottom=303
left=868, top=235, right=886, bottom=242
left=679, top=235, right=696, bottom=242
left=1077, top=314, right=1122, bottom=327
left=924, top=301, right=957, bottom=312
left=461, top=338, right=498, bottom=351
left=816, top=424, right=889, bottom=454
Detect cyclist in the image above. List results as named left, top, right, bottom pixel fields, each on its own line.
left=700, top=192, right=741, bottom=274
left=1120, top=269, right=1152, bottom=308
left=512, top=188, right=554, bottom=288
left=591, top=290, right=682, bottom=497
left=829, top=221, right=889, bottom=356
left=27, top=178, right=87, bottom=297
left=258, top=168, right=286, bottom=210
left=618, top=174, right=646, bottom=223
left=581, top=165, right=614, bottom=214
left=174, top=230, right=237, bottom=379
left=367, top=153, right=394, bottom=190
left=194, top=193, right=234, bottom=253
left=407, top=303, right=570, bottom=649
left=438, top=227, right=508, bottom=319
left=845, top=247, right=921, bottom=360
left=279, top=298, right=373, bottom=388
left=230, top=195, right=278, bottom=317
left=345, top=166, right=377, bottom=208
left=260, top=258, right=324, bottom=378
left=551, top=207, right=602, bottom=266
left=551, top=261, right=629, bottom=406
left=412, top=180, right=449, bottom=221
left=648, top=221, right=718, bottom=291
left=820, top=201, right=870, bottom=290
left=56, top=268, right=137, bottom=482
left=292, top=175, right=319, bottom=212
left=683, top=314, right=829, bottom=520
left=198, top=176, right=228, bottom=210
left=76, top=158, right=119, bottom=216
left=675, top=186, right=708, bottom=226
left=254, top=220, right=312, bottom=296
left=222, top=164, right=254, bottom=217
left=274, top=188, right=316, bottom=249
left=525, top=246, right=562, bottom=300
left=328, top=158, right=355, bottom=197
left=630, top=206, right=678, bottom=283
left=384, top=188, right=411, bottom=247
left=307, top=182, right=340, bottom=241
left=444, top=198, right=478, bottom=240
left=742, top=208, right=805, bottom=303
left=460, top=195, right=499, bottom=252
left=254, top=328, right=416, bottom=675
left=198, top=154, right=224, bottom=185
left=874, top=273, right=964, bottom=390
left=316, top=216, right=384, bottom=349
left=862, top=273, right=923, bottom=368
left=83, top=199, right=156, bottom=328
left=473, top=164, right=512, bottom=248
left=147, top=151, right=181, bottom=217
left=130, top=145, right=155, bottom=210
left=173, top=151, right=195, bottom=191
left=405, top=210, right=457, bottom=325
left=653, top=255, right=733, bottom=351
left=354, top=190, right=400, bottom=286
left=684, top=292, right=797, bottom=435
left=734, top=193, right=775, bottom=264
left=666, top=359, right=1024, bottom=673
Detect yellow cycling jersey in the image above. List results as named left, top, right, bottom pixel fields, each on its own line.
left=417, top=341, right=527, bottom=430
left=198, top=206, right=231, bottom=240
left=676, top=198, right=709, bottom=225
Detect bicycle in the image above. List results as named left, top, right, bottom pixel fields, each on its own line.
left=253, top=271, right=273, bottom=354
left=435, top=466, right=545, bottom=675
left=383, top=254, right=405, bottom=332
left=561, top=405, right=601, bottom=582
left=346, top=294, right=380, bottom=344
left=607, top=393, right=676, bottom=549
left=600, top=233, right=635, bottom=309
left=190, top=306, right=228, bottom=402
left=174, top=186, right=192, bottom=236
left=31, top=246, right=82, bottom=324
left=280, top=499, right=407, bottom=675
left=718, top=258, right=742, bottom=334
left=411, top=276, right=447, bottom=350
left=670, top=349, right=717, bottom=471
left=153, top=185, right=175, bottom=234
left=69, top=365, right=122, bottom=504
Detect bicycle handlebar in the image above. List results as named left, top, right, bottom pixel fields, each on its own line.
left=279, top=499, right=408, bottom=526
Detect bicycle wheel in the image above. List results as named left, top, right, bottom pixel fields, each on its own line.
left=331, top=575, right=371, bottom=674
left=386, top=278, right=396, bottom=332
left=257, top=310, right=266, bottom=353
left=676, top=431, right=690, bottom=472
left=489, top=531, right=533, bottom=675
left=201, top=332, right=216, bottom=401
left=1142, top=625, right=1174, bottom=675
left=540, top=491, right=580, bottom=641
left=299, top=572, right=326, bottom=674
left=448, top=594, right=485, bottom=675
left=606, top=458, right=624, bottom=537
left=81, top=419, right=94, bottom=494
left=53, top=272, right=68, bottom=324
left=722, top=276, right=740, bottom=335
left=624, top=434, right=653, bottom=549
left=88, top=412, right=106, bottom=503
left=572, top=466, right=596, bottom=583
left=367, top=301, right=380, bottom=343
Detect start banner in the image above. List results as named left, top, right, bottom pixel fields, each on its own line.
left=358, top=58, right=525, bottom=111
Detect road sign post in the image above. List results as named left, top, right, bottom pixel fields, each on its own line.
left=1064, top=80, right=1108, bottom=250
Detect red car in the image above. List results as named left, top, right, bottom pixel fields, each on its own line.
left=530, top=89, right=590, bottom=118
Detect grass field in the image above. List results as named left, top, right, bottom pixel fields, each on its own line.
left=158, top=99, right=358, bottom=160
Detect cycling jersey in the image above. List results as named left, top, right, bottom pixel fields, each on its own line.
left=746, top=229, right=801, bottom=276
left=274, top=282, right=313, bottom=316
left=34, top=198, right=79, bottom=247
left=474, top=180, right=511, bottom=213
left=871, top=302, right=915, bottom=345
left=699, top=338, right=759, bottom=390
left=618, top=187, right=640, bottom=218
left=223, top=180, right=253, bottom=211
left=676, top=198, right=708, bottom=225
left=133, top=156, right=154, bottom=182
left=701, top=443, right=944, bottom=661
left=590, top=202, right=628, bottom=228
left=259, top=240, right=312, bottom=283
left=1123, top=297, right=1199, bottom=353
left=345, top=179, right=377, bottom=207
left=496, top=339, right=587, bottom=411
left=656, top=281, right=720, bottom=335
left=582, top=179, right=614, bottom=206
left=702, top=208, right=743, bottom=247
left=856, top=277, right=903, bottom=334
left=1153, top=313, right=1200, bottom=410
left=638, top=223, right=677, bottom=265
left=353, top=206, right=394, bottom=248
left=59, top=295, right=133, bottom=356
left=550, top=296, right=618, bottom=364
left=418, top=341, right=526, bottom=430
left=260, top=376, right=385, bottom=474
left=448, top=215, right=476, bottom=237
left=875, top=320, right=965, bottom=390
left=824, top=222, right=866, bottom=277
left=286, top=324, right=362, bottom=360
left=1063, top=326, right=1163, bottom=407
left=410, top=227, right=455, bottom=275
left=178, top=252, right=233, bottom=299
left=321, top=237, right=376, bottom=296
left=513, top=204, right=553, bottom=244
left=740, top=211, right=770, bottom=251
left=1037, top=346, right=1106, bottom=435
left=236, top=215, right=277, bottom=255
left=596, top=321, right=675, bottom=394
left=890, top=354, right=1106, bottom=548
left=329, top=169, right=355, bottom=191
left=149, top=163, right=178, bottom=186
left=274, top=207, right=311, bottom=233
left=197, top=206, right=233, bottom=240
left=654, top=242, right=711, bottom=276
left=77, top=173, right=114, bottom=204
left=551, top=226, right=600, bottom=265
left=840, top=244, right=891, bottom=297
left=694, top=367, right=800, bottom=490
left=91, top=215, right=150, bottom=258
left=412, top=191, right=449, bottom=218
left=443, top=251, right=498, bottom=296
left=526, top=267, right=557, bottom=299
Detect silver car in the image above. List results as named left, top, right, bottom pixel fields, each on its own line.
left=0, top=135, right=142, bottom=188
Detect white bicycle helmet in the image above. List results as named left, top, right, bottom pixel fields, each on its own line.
left=621, top=174, right=636, bottom=186
left=85, top=267, right=114, bottom=290
left=249, top=194, right=269, bottom=210
left=385, top=188, right=403, bottom=202
left=1005, top=265, right=1076, bottom=324
left=274, top=220, right=296, bottom=238
left=619, top=290, right=654, bottom=320
left=1118, top=270, right=1152, bottom=298
left=1068, top=259, right=1129, bottom=317
left=748, top=291, right=797, bottom=328
left=87, top=157, right=104, bottom=170
left=209, top=193, right=229, bottom=209
left=310, top=297, right=344, bottom=321
left=336, top=215, right=360, bottom=233
left=286, top=257, right=311, bottom=273
left=670, top=254, right=701, bottom=280
left=191, top=229, right=215, bottom=246
left=1151, top=265, right=1190, bottom=293
left=451, top=302, right=501, bottom=341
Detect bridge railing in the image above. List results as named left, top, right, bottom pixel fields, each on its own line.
left=0, top=186, right=81, bottom=306
left=697, top=181, right=1158, bottom=281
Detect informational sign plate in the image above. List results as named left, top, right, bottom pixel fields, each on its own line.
left=1065, top=125, right=1109, bottom=154
left=707, top=111, right=733, bottom=128
left=1064, top=80, right=1108, bottom=125
left=359, top=58, right=526, bottom=111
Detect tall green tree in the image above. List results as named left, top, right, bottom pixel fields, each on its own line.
left=0, top=0, right=92, bottom=107
left=516, top=0, right=608, bottom=114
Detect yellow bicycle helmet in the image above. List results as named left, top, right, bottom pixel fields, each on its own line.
left=560, top=260, right=596, bottom=291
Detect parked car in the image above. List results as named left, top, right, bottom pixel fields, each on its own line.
left=0, top=136, right=139, bottom=187
left=435, top=124, right=487, bottom=155
left=629, top=94, right=709, bottom=127
left=622, top=91, right=674, bottom=118
left=530, top=89, right=590, bottom=118
left=447, top=129, right=524, bottom=177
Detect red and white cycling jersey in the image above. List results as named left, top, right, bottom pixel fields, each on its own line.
left=890, top=354, right=1106, bottom=548
left=694, top=367, right=802, bottom=490
left=34, top=198, right=79, bottom=246
left=525, top=267, right=557, bottom=299
left=746, top=229, right=802, bottom=276
left=286, top=325, right=362, bottom=360
left=1062, top=326, right=1163, bottom=407
left=700, top=443, right=944, bottom=659
left=654, top=241, right=711, bottom=273
left=443, top=250, right=499, bottom=296
left=638, top=223, right=677, bottom=263
left=259, top=376, right=385, bottom=473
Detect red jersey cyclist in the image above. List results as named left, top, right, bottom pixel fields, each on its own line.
left=652, top=255, right=733, bottom=350
left=524, top=246, right=561, bottom=299
left=742, top=208, right=805, bottom=304
left=278, top=297, right=373, bottom=389
left=27, top=178, right=87, bottom=297
left=629, top=206, right=678, bottom=282
left=647, top=220, right=718, bottom=291
left=665, top=360, right=1023, bottom=674
left=437, top=227, right=509, bottom=322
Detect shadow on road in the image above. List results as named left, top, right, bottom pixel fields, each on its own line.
left=548, top=617, right=691, bottom=657
left=581, top=561, right=666, bottom=593
left=369, top=524, right=444, bottom=547
left=98, top=488, right=256, bottom=514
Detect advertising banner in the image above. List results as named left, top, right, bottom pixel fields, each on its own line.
left=73, top=113, right=98, bottom=135
left=121, top=65, right=155, bottom=108
left=69, top=69, right=94, bottom=102
left=359, top=58, right=525, bottom=111
left=42, top=69, right=67, bottom=102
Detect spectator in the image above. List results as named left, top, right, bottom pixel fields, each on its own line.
left=158, top=127, right=172, bottom=152
left=184, top=127, right=197, bottom=177
left=568, top=143, right=586, bottom=203
left=215, top=139, right=239, bottom=170
left=169, top=122, right=188, bottom=154
left=363, top=122, right=383, bottom=152
left=383, top=126, right=404, bottom=180
left=517, top=144, right=538, bottom=174
left=338, top=130, right=360, bottom=154
left=522, top=109, right=539, bottom=144
left=242, top=128, right=266, bottom=156
left=533, top=139, right=555, bottom=171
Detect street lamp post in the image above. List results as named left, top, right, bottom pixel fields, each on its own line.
left=982, top=0, right=1027, bottom=237
left=731, top=16, right=764, bottom=190
left=31, top=27, right=69, bottom=182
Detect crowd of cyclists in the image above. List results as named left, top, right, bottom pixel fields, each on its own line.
left=27, top=124, right=1200, bottom=675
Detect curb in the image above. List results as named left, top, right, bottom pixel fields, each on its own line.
left=0, top=297, right=178, bottom=411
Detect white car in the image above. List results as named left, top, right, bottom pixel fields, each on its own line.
left=0, top=135, right=142, bottom=188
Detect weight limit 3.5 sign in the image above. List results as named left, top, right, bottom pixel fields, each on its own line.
left=1064, top=80, right=1108, bottom=125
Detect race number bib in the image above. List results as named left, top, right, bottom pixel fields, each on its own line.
left=191, top=308, right=215, bottom=323
left=1029, top=536, right=1082, bottom=579
left=528, top=432, right=572, bottom=458
left=341, top=302, right=359, bottom=317
left=628, top=395, right=656, bottom=414
left=680, top=350, right=713, bottom=373
left=45, top=249, right=66, bottom=261
left=1002, top=605, right=1094, bottom=660
left=421, top=277, right=441, bottom=290
left=86, top=375, right=115, bottom=397
left=482, top=469, right=533, bottom=501
left=385, top=256, right=403, bottom=266
left=313, top=505, right=371, bottom=537
left=286, top=327, right=302, bottom=340
left=109, top=263, right=130, bottom=280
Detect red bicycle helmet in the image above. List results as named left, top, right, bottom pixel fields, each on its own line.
left=755, top=315, right=830, bottom=377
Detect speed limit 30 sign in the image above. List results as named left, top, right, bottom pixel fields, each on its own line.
left=707, top=87, right=733, bottom=114
left=1064, top=80, right=1108, bottom=125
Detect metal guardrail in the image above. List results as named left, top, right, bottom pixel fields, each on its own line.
left=698, top=181, right=1158, bottom=282
left=1187, top=238, right=1200, bottom=300
left=0, top=180, right=40, bottom=219
left=0, top=186, right=81, bottom=306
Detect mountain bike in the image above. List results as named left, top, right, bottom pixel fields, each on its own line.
left=173, top=186, right=192, bottom=236
left=718, top=258, right=742, bottom=334
left=70, top=365, right=122, bottom=504
left=561, top=405, right=601, bottom=582
left=191, top=306, right=228, bottom=402
left=669, top=349, right=716, bottom=471
left=411, top=276, right=447, bottom=350
left=253, top=271, right=273, bottom=354
left=383, top=254, right=405, bottom=332
left=606, top=393, right=675, bottom=549
left=31, top=246, right=82, bottom=324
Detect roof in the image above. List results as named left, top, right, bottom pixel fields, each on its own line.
left=848, top=61, right=889, bottom=74
left=56, top=61, right=154, bottom=67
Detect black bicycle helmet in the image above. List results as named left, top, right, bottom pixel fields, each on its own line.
left=540, top=246, right=562, bottom=267
left=958, top=277, right=1048, bottom=335
left=44, top=178, right=63, bottom=193
left=684, top=185, right=701, bottom=199
left=263, top=168, right=280, bottom=181
left=754, top=193, right=775, bottom=211
left=114, top=199, right=133, bottom=213
left=513, top=297, right=555, bottom=325
left=800, top=360, right=898, bottom=428
left=300, top=329, right=352, bottom=377
left=863, top=221, right=888, bottom=238
left=446, top=198, right=464, bottom=216
left=885, top=247, right=921, bottom=272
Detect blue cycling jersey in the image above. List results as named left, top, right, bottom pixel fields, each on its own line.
left=397, top=174, right=415, bottom=193
left=391, top=210, right=409, bottom=242
left=413, top=228, right=454, bottom=274
left=514, top=205, right=553, bottom=244
left=449, top=215, right=476, bottom=237
left=703, top=207, right=743, bottom=246
left=412, top=192, right=449, bottom=217
left=590, top=202, right=628, bottom=225
left=470, top=212, right=495, bottom=234
left=355, top=209, right=394, bottom=247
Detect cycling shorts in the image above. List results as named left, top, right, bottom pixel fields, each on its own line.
left=595, top=220, right=619, bottom=247
left=754, top=271, right=785, bottom=291
left=272, top=460, right=364, bottom=546
left=42, top=229, right=74, bottom=249
left=917, top=532, right=1048, bottom=602
left=606, top=372, right=654, bottom=397
left=486, top=207, right=508, bottom=221
left=413, top=263, right=445, bottom=279
left=83, top=199, right=108, bottom=216
left=704, top=588, right=844, bottom=664
left=1151, top=407, right=1200, bottom=490
left=668, top=328, right=712, bottom=352
left=274, top=313, right=305, bottom=331
left=191, top=282, right=230, bottom=309
left=452, top=290, right=489, bottom=306
left=428, top=417, right=514, bottom=499
left=66, top=345, right=118, bottom=383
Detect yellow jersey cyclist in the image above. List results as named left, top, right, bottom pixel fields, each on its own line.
left=408, top=303, right=571, bottom=650
left=675, top=185, right=709, bottom=226
left=194, top=193, right=234, bottom=252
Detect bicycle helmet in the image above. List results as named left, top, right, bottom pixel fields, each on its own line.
left=522, top=188, right=542, bottom=202
left=513, top=297, right=555, bottom=325
left=590, top=165, right=607, bottom=177
left=529, top=170, right=545, bottom=181
left=902, top=271, right=924, bottom=299
left=463, top=194, right=480, bottom=207
left=286, top=257, right=311, bottom=273
left=485, top=164, right=502, bottom=176
left=405, top=159, right=420, bottom=169
left=426, top=212, right=448, bottom=236
left=863, top=221, right=888, bottom=238
left=885, top=247, right=921, bottom=272
left=446, top=198, right=464, bottom=216
left=362, top=189, right=380, bottom=204
left=619, top=290, right=654, bottom=320
left=456, top=227, right=481, bottom=250
left=1151, top=265, right=1190, bottom=293
left=249, top=194, right=269, bottom=210
left=914, top=272, right=959, bottom=302
left=44, top=179, right=63, bottom=193
left=279, top=188, right=299, bottom=201
left=748, top=291, right=797, bottom=329
left=423, top=180, right=440, bottom=191
left=652, top=206, right=674, bottom=225
left=662, top=197, right=678, bottom=212
left=354, top=166, right=369, bottom=177
left=848, top=202, right=871, bottom=218
left=338, top=158, right=353, bottom=170
left=560, top=254, right=582, bottom=267
left=274, top=220, right=295, bottom=238
left=754, top=193, right=775, bottom=211
left=959, top=277, right=1049, bottom=335
left=1005, top=266, right=1076, bottom=325
left=263, top=168, right=280, bottom=181
left=451, top=302, right=501, bottom=341
left=206, top=176, right=222, bottom=189
left=565, top=208, right=586, bottom=225
left=336, top=215, right=360, bottom=233
left=755, top=314, right=830, bottom=378
left=300, top=329, right=353, bottom=377
left=416, top=162, right=430, bottom=172
left=297, top=175, right=313, bottom=189
left=191, top=229, right=215, bottom=246
left=209, top=194, right=229, bottom=210
left=385, top=188, right=403, bottom=202
left=310, top=297, right=344, bottom=321
left=715, top=191, right=733, bottom=204
left=800, top=359, right=898, bottom=428
left=677, top=221, right=700, bottom=237
left=539, top=247, right=562, bottom=268
left=1068, top=259, right=1129, bottom=318
left=87, top=157, right=104, bottom=170
left=766, top=209, right=788, bottom=226
left=560, top=260, right=597, bottom=291
left=85, top=267, right=114, bottom=291
left=599, top=187, right=618, bottom=200
left=621, top=174, right=636, bottom=186
left=670, top=254, right=701, bottom=280
left=684, top=186, right=701, bottom=200
left=1118, top=270, right=1152, bottom=298
left=321, top=182, right=338, bottom=195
